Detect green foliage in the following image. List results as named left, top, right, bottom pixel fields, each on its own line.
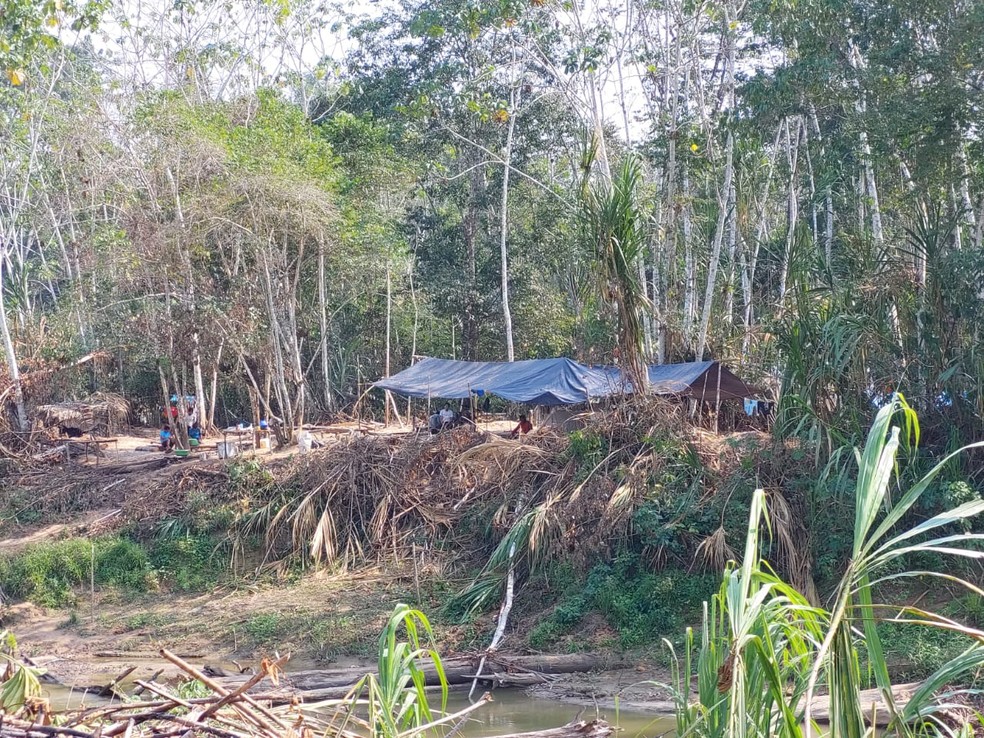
left=343, top=604, right=448, bottom=738
left=0, top=537, right=153, bottom=608
left=0, top=0, right=106, bottom=75
left=0, top=630, right=43, bottom=713
left=876, top=622, right=970, bottom=682
left=565, top=429, right=605, bottom=482
left=666, top=400, right=984, bottom=738
left=149, top=535, right=225, bottom=592
left=0, top=529, right=230, bottom=608
left=174, top=679, right=212, bottom=701
left=241, top=613, right=287, bottom=647
left=582, top=154, right=650, bottom=391
left=529, top=558, right=717, bottom=650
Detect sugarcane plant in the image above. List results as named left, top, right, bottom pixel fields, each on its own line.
left=336, top=604, right=448, bottom=738
left=666, top=395, right=984, bottom=737
left=0, top=630, right=43, bottom=714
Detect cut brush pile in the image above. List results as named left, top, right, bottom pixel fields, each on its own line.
left=230, top=397, right=704, bottom=579
left=2, top=396, right=805, bottom=601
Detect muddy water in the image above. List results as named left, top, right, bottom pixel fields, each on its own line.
left=42, top=681, right=675, bottom=737
left=37, top=657, right=676, bottom=737
left=445, top=691, right=675, bottom=737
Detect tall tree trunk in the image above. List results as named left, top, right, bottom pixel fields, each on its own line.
left=165, top=166, right=208, bottom=431
left=499, top=85, right=518, bottom=362
left=260, top=244, right=294, bottom=437
left=318, top=236, right=333, bottom=411
left=723, top=175, right=738, bottom=325
left=681, top=166, right=696, bottom=346
left=741, top=123, right=782, bottom=356
left=462, top=146, right=484, bottom=361
left=696, top=132, right=735, bottom=360
left=778, top=117, right=802, bottom=301
left=0, top=258, right=27, bottom=432
left=209, top=339, right=224, bottom=429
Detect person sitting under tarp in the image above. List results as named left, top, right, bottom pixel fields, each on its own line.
left=510, top=414, right=533, bottom=439
left=428, top=411, right=443, bottom=435
left=439, top=404, right=455, bottom=429
left=159, top=424, right=174, bottom=451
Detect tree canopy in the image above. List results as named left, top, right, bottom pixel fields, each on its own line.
left=0, top=0, right=981, bottom=453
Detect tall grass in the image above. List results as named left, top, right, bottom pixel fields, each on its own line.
left=667, top=396, right=984, bottom=737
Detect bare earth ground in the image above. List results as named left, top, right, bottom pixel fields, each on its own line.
left=1, top=569, right=673, bottom=712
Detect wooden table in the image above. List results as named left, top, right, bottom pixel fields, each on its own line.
left=220, top=429, right=254, bottom=457
left=39, top=437, right=119, bottom=464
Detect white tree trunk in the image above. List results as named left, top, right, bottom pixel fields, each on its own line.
left=695, top=132, right=734, bottom=360
left=0, top=257, right=28, bottom=432
left=500, top=85, right=518, bottom=362
left=318, top=236, right=333, bottom=411
left=681, top=167, right=696, bottom=344
left=778, top=117, right=802, bottom=301
left=741, top=124, right=782, bottom=355
left=723, top=174, right=738, bottom=325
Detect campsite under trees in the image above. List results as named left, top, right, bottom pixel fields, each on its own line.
left=2, top=0, right=984, bottom=736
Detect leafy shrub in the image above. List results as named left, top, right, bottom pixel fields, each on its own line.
left=149, top=534, right=224, bottom=591
left=95, top=538, right=155, bottom=590
left=565, top=430, right=605, bottom=482
left=0, top=537, right=153, bottom=608
left=528, top=557, right=717, bottom=649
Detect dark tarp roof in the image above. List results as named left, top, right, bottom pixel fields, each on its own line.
left=373, top=357, right=756, bottom=406
left=372, top=357, right=626, bottom=406
left=647, top=361, right=754, bottom=401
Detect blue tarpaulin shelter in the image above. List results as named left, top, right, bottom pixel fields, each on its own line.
left=373, top=357, right=755, bottom=406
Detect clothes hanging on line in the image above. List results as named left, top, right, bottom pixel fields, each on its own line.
left=744, top=399, right=774, bottom=417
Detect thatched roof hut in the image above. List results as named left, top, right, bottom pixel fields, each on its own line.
left=35, top=393, right=130, bottom=434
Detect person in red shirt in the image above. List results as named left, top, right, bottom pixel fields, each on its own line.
left=510, top=414, right=533, bottom=438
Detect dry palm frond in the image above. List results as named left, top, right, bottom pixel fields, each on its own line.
left=765, top=488, right=820, bottom=605
left=694, top=526, right=736, bottom=573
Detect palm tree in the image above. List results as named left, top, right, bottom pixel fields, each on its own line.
left=583, top=155, right=650, bottom=394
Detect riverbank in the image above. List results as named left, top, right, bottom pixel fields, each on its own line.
left=2, top=415, right=981, bottom=726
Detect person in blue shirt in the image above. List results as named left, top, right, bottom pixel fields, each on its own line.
left=159, top=424, right=174, bottom=451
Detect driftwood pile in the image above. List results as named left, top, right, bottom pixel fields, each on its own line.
left=1, top=651, right=616, bottom=738
left=212, top=653, right=627, bottom=703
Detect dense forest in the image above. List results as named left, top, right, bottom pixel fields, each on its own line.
left=1, top=0, right=980, bottom=449
left=4, top=5, right=984, bottom=735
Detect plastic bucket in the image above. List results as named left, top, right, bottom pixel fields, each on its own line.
left=217, top=441, right=239, bottom=459
left=298, top=431, right=313, bottom=454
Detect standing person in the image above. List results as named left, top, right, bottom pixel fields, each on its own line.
left=510, top=413, right=533, bottom=439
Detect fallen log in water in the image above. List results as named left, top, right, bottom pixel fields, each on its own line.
left=214, top=652, right=621, bottom=702
left=804, top=681, right=921, bottom=727
left=490, top=719, right=614, bottom=738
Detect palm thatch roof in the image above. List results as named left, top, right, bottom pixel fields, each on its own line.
left=35, top=393, right=130, bottom=432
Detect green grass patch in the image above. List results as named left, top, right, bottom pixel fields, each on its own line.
left=149, top=534, right=226, bottom=591
left=308, top=614, right=376, bottom=660
left=876, top=621, right=971, bottom=681
left=0, top=537, right=154, bottom=608
left=241, top=612, right=289, bottom=647
left=528, top=557, right=718, bottom=650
